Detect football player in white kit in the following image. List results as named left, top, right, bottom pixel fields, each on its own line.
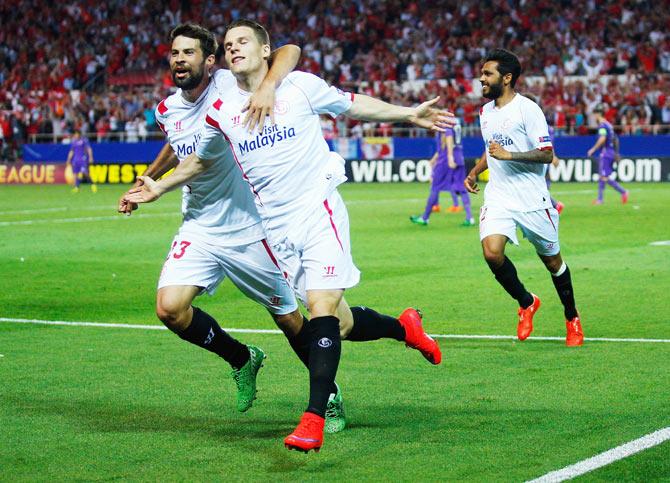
left=125, top=19, right=451, bottom=453
left=464, top=49, right=583, bottom=348
left=117, top=24, right=327, bottom=418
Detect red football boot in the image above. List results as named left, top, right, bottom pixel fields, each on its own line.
left=566, top=316, right=584, bottom=347
left=556, top=201, right=564, bottom=215
left=431, top=204, right=441, bottom=212
left=398, top=308, right=441, bottom=365
left=284, top=412, right=324, bottom=453
left=517, top=294, right=541, bottom=341
left=622, top=191, right=629, bottom=204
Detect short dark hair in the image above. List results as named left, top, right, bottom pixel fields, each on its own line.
left=170, top=23, right=218, bottom=58
left=593, top=103, right=606, bottom=114
left=225, top=19, right=271, bottom=48
left=484, top=49, right=522, bottom=87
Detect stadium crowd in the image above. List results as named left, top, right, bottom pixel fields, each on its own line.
left=1, top=0, right=669, bottom=157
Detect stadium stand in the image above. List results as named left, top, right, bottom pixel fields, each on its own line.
left=1, top=0, right=669, bottom=158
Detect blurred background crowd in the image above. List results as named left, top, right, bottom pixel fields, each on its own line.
left=1, top=0, right=669, bottom=159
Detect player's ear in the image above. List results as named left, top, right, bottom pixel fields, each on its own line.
left=504, top=72, right=513, bottom=87
left=262, top=44, right=271, bottom=60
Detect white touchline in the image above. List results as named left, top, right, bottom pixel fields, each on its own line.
left=0, top=207, right=69, bottom=215
left=527, top=427, right=670, bottom=483
left=0, top=213, right=176, bottom=227
left=1, top=317, right=670, bottom=343
left=0, top=204, right=175, bottom=217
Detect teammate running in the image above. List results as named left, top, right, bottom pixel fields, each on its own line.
left=126, top=19, right=449, bottom=454
left=465, top=49, right=583, bottom=347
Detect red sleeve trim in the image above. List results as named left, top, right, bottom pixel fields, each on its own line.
left=157, top=99, right=168, bottom=115
left=156, top=120, right=166, bottom=134
left=205, top=114, right=222, bottom=131
left=539, top=146, right=553, bottom=151
left=350, top=92, right=355, bottom=102
left=213, top=98, right=223, bottom=110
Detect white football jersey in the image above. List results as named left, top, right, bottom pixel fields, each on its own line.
left=155, top=69, right=264, bottom=245
left=197, top=71, right=353, bottom=239
left=479, top=93, right=553, bottom=212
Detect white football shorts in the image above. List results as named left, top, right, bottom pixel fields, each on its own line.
left=158, top=232, right=299, bottom=315
left=479, top=204, right=560, bottom=256
left=268, top=190, right=361, bottom=304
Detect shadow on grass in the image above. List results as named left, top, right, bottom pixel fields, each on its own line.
left=2, top=392, right=293, bottom=442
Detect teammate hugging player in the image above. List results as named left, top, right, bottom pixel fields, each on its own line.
left=465, top=49, right=584, bottom=347
left=116, top=24, right=348, bottom=423
left=126, top=19, right=450, bottom=454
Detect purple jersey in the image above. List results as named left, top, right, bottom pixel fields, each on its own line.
left=70, top=138, right=91, bottom=165
left=597, top=121, right=616, bottom=155
left=438, top=122, right=464, bottom=166
left=435, top=131, right=449, bottom=163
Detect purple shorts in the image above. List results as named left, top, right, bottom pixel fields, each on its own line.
left=72, top=162, right=89, bottom=175
left=598, top=153, right=615, bottom=177
left=431, top=161, right=452, bottom=191
left=450, top=165, right=466, bottom=193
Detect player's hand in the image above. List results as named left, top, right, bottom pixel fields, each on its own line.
left=464, top=173, right=480, bottom=194
left=123, top=176, right=163, bottom=204
left=448, top=161, right=457, bottom=169
left=587, top=148, right=595, bottom=157
left=118, top=179, right=144, bottom=216
left=488, top=141, right=512, bottom=160
left=409, top=97, right=456, bottom=131
left=242, top=79, right=275, bottom=133
left=551, top=156, right=560, bottom=167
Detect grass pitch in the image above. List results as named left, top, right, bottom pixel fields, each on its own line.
left=1, top=182, right=669, bottom=481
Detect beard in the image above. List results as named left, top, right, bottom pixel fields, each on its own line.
left=482, top=80, right=503, bottom=99
left=172, top=65, right=205, bottom=90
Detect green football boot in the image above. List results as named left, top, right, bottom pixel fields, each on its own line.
left=325, top=383, right=346, bottom=433
left=409, top=215, right=428, bottom=226
left=231, top=345, right=266, bottom=412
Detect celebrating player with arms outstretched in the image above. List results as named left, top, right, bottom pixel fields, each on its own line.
left=465, top=49, right=583, bottom=347
left=126, top=19, right=451, bottom=453
left=116, top=24, right=336, bottom=419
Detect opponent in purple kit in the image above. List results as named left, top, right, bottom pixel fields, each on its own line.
left=545, top=125, right=564, bottom=214
left=587, top=105, right=628, bottom=205
left=66, top=130, right=97, bottom=193
left=410, top=119, right=473, bottom=226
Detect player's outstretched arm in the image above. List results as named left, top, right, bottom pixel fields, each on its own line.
left=465, top=151, right=488, bottom=194
left=243, top=44, right=301, bottom=132
left=124, top=153, right=213, bottom=204
left=345, top=95, right=455, bottom=131
left=118, top=143, right=179, bottom=215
